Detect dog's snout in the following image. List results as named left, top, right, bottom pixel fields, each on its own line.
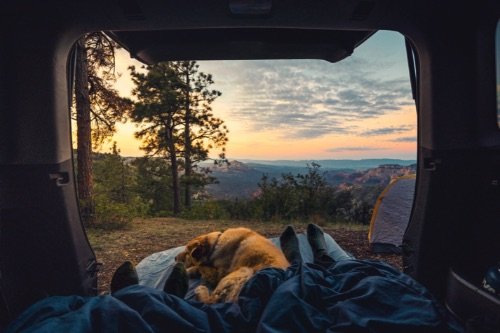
left=176, top=252, right=185, bottom=262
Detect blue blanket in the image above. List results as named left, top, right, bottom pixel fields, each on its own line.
left=6, top=260, right=463, bottom=333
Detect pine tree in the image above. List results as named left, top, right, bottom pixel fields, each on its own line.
left=171, top=61, right=228, bottom=208
left=74, top=32, right=132, bottom=224
left=129, top=61, right=228, bottom=214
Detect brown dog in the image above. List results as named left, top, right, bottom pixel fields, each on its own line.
left=175, top=227, right=289, bottom=303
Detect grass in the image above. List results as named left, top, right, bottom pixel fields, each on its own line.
left=86, top=217, right=401, bottom=294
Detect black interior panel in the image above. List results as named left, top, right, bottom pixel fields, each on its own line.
left=0, top=161, right=96, bottom=325
left=0, top=0, right=499, bottom=328
left=110, top=28, right=374, bottom=64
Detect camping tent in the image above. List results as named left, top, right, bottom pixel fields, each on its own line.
left=368, top=175, right=416, bottom=254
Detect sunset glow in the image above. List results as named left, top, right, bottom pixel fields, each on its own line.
left=100, top=31, right=417, bottom=160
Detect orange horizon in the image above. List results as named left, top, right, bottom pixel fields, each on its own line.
left=92, top=31, right=417, bottom=161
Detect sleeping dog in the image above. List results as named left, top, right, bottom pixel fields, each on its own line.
left=175, top=227, right=289, bottom=303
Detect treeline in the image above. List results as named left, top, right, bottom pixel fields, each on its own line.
left=186, top=163, right=381, bottom=224
left=91, top=156, right=382, bottom=228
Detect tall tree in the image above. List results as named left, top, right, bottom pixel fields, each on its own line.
left=74, top=37, right=93, bottom=222
left=73, top=32, right=132, bottom=224
left=129, top=62, right=183, bottom=213
left=129, top=61, right=228, bottom=214
left=172, top=61, right=228, bottom=208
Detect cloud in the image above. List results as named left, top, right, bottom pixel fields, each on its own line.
left=199, top=32, right=416, bottom=140
left=325, top=146, right=388, bottom=152
left=391, top=136, right=417, bottom=142
left=208, top=56, right=414, bottom=139
left=360, top=125, right=414, bottom=136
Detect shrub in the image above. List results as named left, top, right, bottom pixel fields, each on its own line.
left=218, top=199, right=255, bottom=220
left=180, top=201, right=229, bottom=220
left=91, top=194, right=148, bottom=230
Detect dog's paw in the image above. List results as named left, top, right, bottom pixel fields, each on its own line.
left=194, top=285, right=211, bottom=303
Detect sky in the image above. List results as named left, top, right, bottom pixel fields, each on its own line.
left=106, top=30, right=417, bottom=160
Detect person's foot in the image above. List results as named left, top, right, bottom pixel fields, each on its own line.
left=307, top=223, right=328, bottom=256
left=110, top=261, right=139, bottom=293
left=279, top=225, right=302, bottom=264
left=307, top=224, right=336, bottom=266
left=163, top=262, right=189, bottom=298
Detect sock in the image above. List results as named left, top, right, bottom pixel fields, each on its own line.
left=164, top=262, right=189, bottom=298
left=279, top=225, right=302, bottom=264
left=307, top=223, right=335, bottom=266
left=110, top=261, right=139, bottom=293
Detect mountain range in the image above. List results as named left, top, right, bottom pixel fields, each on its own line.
left=205, top=159, right=416, bottom=199
left=237, top=158, right=416, bottom=170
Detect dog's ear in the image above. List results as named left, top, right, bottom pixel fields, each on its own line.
left=190, top=246, right=204, bottom=260
left=190, top=240, right=208, bottom=260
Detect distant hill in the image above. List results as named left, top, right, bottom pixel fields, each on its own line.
left=205, top=161, right=266, bottom=199
left=238, top=159, right=416, bottom=170
left=205, top=160, right=416, bottom=199
left=325, top=164, right=416, bottom=187
left=204, top=161, right=312, bottom=199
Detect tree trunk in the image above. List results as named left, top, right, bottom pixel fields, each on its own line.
left=170, top=152, right=180, bottom=215
left=166, top=124, right=180, bottom=214
left=75, top=37, right=94, bottom=224
left=184, top=68, right=192, bottom=209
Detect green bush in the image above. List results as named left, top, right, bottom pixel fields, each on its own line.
left=218, top=199, right=255, bottom=220
left=180, top=201, right=229, bottom=220
left=91, top=194, right=149, bottom=230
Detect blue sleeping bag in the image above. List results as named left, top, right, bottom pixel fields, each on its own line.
left=7, top=234, right=462, bottom=333
left=6, top=259, right=463, bottom=332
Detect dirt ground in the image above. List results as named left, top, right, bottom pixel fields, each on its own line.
left=87, top=218, right=402, bottom=294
